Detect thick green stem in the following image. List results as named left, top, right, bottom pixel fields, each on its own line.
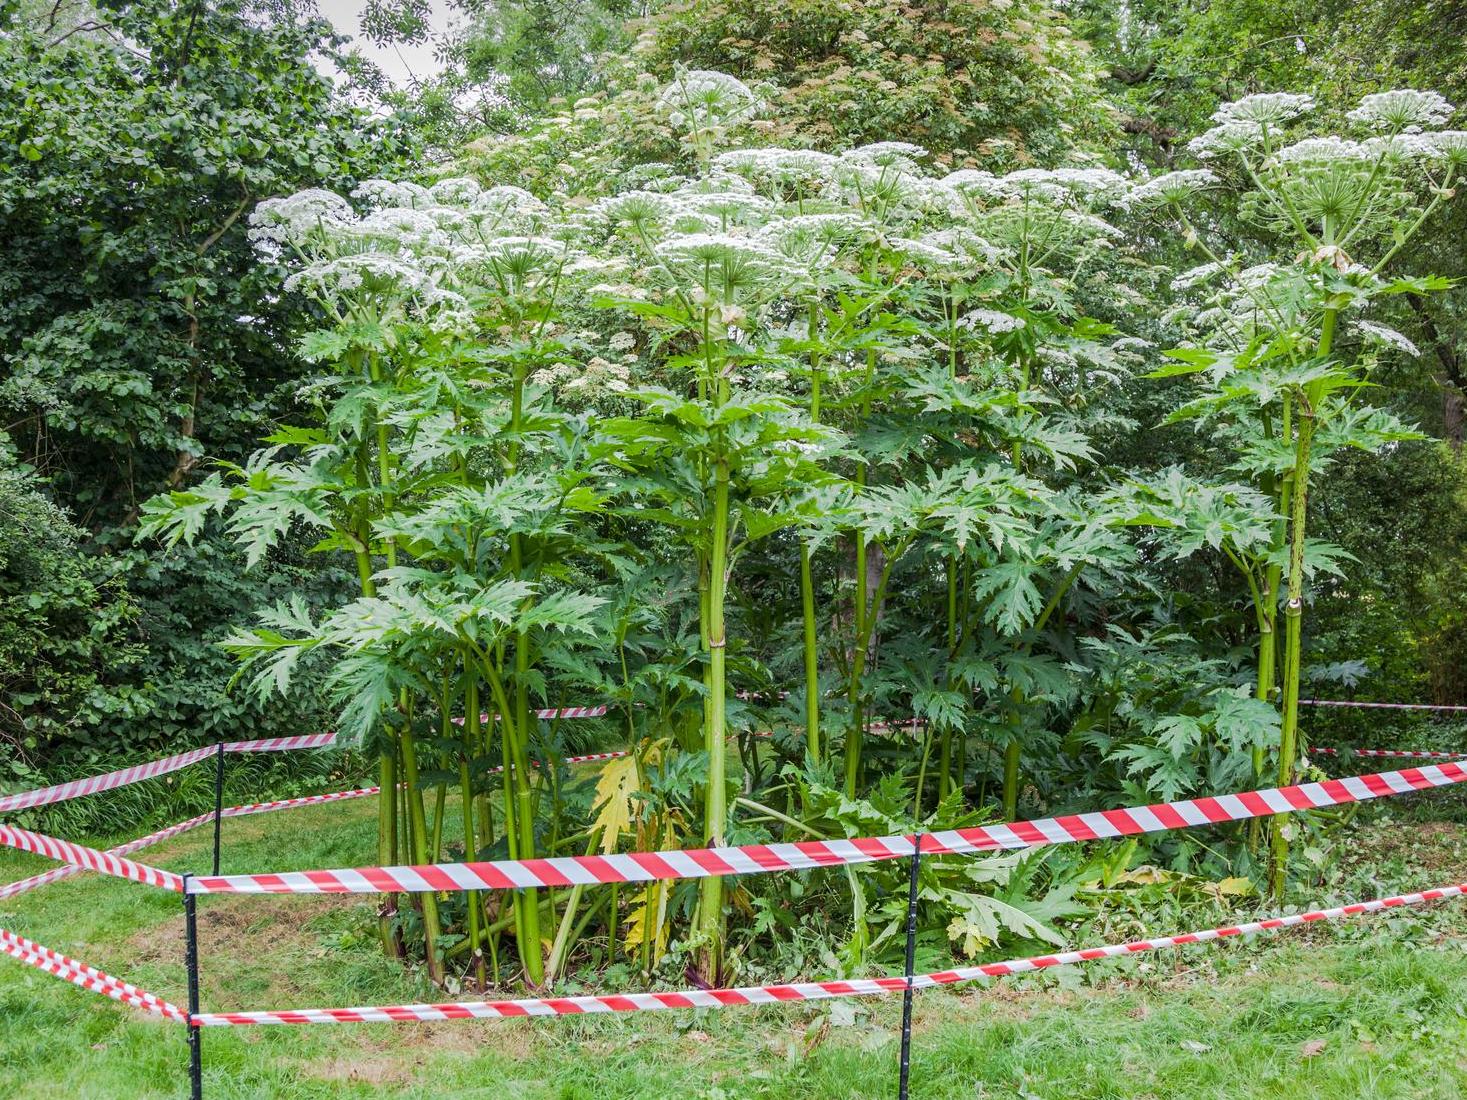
left=399, top=728, right=443, bottom=982
left=914, top=723, right=937, bottom=813
left=501, top=361, right=545, bottom=985
left=800, top=303, right=823, bottom=763
left=456, top=671, right=486, bottom=985
left=800, top=542, right=820, bottom=762
left=1269, top=410, right=1316, bottom=899
left=940, top=558, right=958, bottom=800
left=999, top=352, right=1036, bottom=818
left=376, top=744, right=397, bottom=953
left=1269, top=307, right=1336, bottom=899
left=1002, top=741, right=1021, bottom=820
left=697, top=451, right=731, bottom=977
left=845, top=485, right=869, bottom=796
left=937, top=729, right=953, bottom=802
left=845, top=546, right=894, bottom=798
left=475, top=645, right=543, bottom=985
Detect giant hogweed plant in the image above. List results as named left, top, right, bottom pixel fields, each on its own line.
left=703, top=139, right=1144, bottom=823
left=133, top=71, right=1449, bottom=991
left=142, top=178, right=616, bottom=986
left=1132, top=89, right=1465, bottom=894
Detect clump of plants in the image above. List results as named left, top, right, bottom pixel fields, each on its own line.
left=142, top=78, right=1462, bottom=990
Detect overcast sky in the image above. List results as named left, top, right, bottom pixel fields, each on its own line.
left=315, top=0, right=453, bottom=87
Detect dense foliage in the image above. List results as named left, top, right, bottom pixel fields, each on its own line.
left=6, top=0, right=1467, bottom=1000
left=0, top=0, right=410, bottom=764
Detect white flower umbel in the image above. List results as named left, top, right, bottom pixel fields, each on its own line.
left=1045, top=167, right=1133, bottom=204
left=1347, top=90, right=1454, bottom=134
left=759, top=212, right=872, bottom=266
left=592, top=189, right=689, bottom=234
left=1212, top=93, right=1315, bottom=126
left=1271, top=136, right=1374, bottom=165
left=352, top=179, right=433, bottom=210
left=675, top=190, right=776, bottom=227
left=652, top=232, right=789, bottom=302
left=428, top=178, right=484, bottom=206
left=653, top=232, right=782, bottom=267
left=658, top=69, right=761, bottom=132
left=846, top=141, right=929, bottom=167
left=1361, top=134, right=1438, bottom=162
left=1126, top=169, right=1218, bottom=209
left=1421, top=130, right=1467, bottom=167
left=940, top=169, right=1011, bottom=203
left=921, top=227, right=1005, bottom=267
left=1172, top=260, right=1226, bottom=291
left=956, top=308, right=1026, bottom=334
left=998, top=168, right=1071, bottom=203
left=248, top=190, right=355, bottom=250
left=284, top=252, right=434, bottom=302
left=1354, top=320, right=1421, bottom=357
left=712, top=148, right=839, bottom=191
left=357, top=208, right=453, bottom=251
left=1187, top=120, right=1266, bottom=159
left=474, top=185, right=549, bottom=222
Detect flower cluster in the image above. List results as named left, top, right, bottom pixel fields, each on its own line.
left=1347, top=90, right=1454, bottom=134
left=1125, top=170, right=1218, bottom=209
left=658, top=69, right=762, bottom=136
left=1212, top=93, right=1315, bottom=126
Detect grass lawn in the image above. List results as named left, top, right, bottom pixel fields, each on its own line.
left=4, top=790, right=1467, bottom=1098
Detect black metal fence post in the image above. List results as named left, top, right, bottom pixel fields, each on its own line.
left=183, top=874, right=203, bottom=1100
left=211, top=743, right=225, bottom=877
left=898, top=832, right=924, bottom=1100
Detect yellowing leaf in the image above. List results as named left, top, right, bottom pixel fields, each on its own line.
left=623, top=883, right=671, bottom=962
left=947, top=916, right=991, bottom=958
left=1114, top=865, right=1174, bottom=886
left=591, top=753, right=641, bottom=853
left=1208, top=880, right=1255, bottom=903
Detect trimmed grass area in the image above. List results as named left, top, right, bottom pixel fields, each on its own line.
left=4, top=794, right=1467, bottom=1098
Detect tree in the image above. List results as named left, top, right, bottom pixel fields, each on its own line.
left=0, top=0, right=415, bottom=760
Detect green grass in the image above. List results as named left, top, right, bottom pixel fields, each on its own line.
left=4, top=794, right=1467, bottom=1098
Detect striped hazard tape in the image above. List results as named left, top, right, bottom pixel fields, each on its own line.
left=0, top=788, right=382, bottom=902
left=453, top=706, right=610, bottom=726
left=0, top=823, right=184, bottom=893
left=1302, top=699, right=1467, bottom=713
left=183, top=761, right=1467, bottom=896
left=0, top=746, right=633, bottom=901
left=0, top=740, right=644, bottom=900
left=190, top=878, right=1467, bottom=1025
left=4, top=721, right=1460, bottom=902
left=1310, top=747, right=1467, bottom=761
left=0, top=733, right=341, bottom=815
left=0, top=747, right=219, bottom=815
left=221, top=732, right=340, bottom=753
left=1, top=926, right=186, bottom=1022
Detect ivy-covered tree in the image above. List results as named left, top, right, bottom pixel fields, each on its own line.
left=0, top=0, right=414, bottom=760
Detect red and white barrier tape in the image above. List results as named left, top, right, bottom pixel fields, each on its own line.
left=0, top=741, right=641, bottom=901
left=8, top=727, right=1455, bottom=897
left=0, top=823, right=184, bottom=893
left=1, top=926, right=186, bottom=1022
left=1310, top=747, right=1467, bottom=761
left=453, top=706, right=610, bottom=726
left=0, top=733, right=341, bottom=815
left=0, top=788, right=384, bottom=901
left=0, top=812, right=210, bottom=901
left=0, top=747, right=219, bottom=815
left=183, top=761, right=1467, bottom=896
left=0, top=746, right=637, bottom=901
left=190, top=877, right=1467, bottom=1025
left=1302, top=699, right=1467, bottom=713
left=220, top=732, right=340, bottom=753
